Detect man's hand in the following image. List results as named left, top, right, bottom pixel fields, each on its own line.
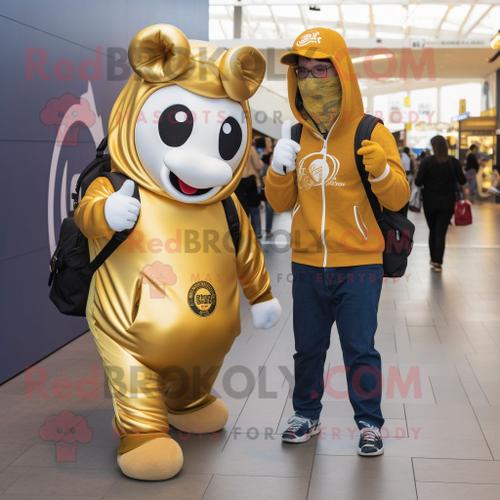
left=251, top=297, right=282, bottom=329
left=271, top=120, right=301, bottom=175
left=104, top=180, right=141, bottom=232
left=357, top=140, right=387, bottom=178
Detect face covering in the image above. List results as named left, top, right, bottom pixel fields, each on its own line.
left=297, top=74, right=342, bottom=134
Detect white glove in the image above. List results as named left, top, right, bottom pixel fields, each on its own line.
left=271, top=120, right=301, bottom=175
left=251, top=297, right=282, bottom=329
left=104, top=179, right=141, bottom=232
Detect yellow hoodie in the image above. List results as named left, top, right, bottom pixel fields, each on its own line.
left=266, top=28, right=410, bottom=268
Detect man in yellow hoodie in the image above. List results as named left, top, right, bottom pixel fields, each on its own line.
left=266, top=28, right=410, bottom=456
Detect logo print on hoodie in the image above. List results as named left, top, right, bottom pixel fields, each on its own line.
left=297, top=152, right=345, bottom=190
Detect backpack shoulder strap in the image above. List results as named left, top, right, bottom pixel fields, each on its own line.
left=222, top=196, right=240, bottom=254
left=88, top=172, right=140, bottom=272
left=102, top=172, right=141, bottom=202
left=354, top=114, right=384, bottom=222
left=73, top=137, right=109, bottom=207
left=291, top=123, right=303, bottom=143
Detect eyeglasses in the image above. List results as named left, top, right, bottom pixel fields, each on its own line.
left=294, top=65, right=334, bottom=79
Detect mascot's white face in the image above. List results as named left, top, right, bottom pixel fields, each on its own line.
left=135, top=86, right=248, bottom=203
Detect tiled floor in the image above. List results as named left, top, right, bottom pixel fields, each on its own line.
left=1, top=202, right=500, bottom=500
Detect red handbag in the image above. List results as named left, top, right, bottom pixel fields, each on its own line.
left=454, top=200, right=472, bottom=226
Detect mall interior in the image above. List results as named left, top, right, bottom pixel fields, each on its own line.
left=1, top=0, right=500, bottom=498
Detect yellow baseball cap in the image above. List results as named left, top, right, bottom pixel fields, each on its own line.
left=280, top=27, right=347, bottom=65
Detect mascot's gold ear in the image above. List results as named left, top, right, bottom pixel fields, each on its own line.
left=219, top=46, right=266, bottom=101
left=128, top=24, right=191, bottom=83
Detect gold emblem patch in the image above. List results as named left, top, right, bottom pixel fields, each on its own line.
left=187, top=281, right=217, bottom=317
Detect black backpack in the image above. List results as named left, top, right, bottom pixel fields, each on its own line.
left=291, top=114, right=414, bottom=278
left=48, top=137, right=241, bottom=317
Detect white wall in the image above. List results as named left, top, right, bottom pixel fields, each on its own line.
left=250, top=84, right=294, bottom=138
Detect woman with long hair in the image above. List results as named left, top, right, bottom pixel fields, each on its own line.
left=415, top=135, right=467, bottom=272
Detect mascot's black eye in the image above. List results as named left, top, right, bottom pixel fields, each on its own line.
left=158, top=104, right=193, bottom=147
left=219, top=116, right=242, bottom=161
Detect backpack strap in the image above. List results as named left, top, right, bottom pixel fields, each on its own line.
left=354, top=114, right=384, bottom=223
left=103, top=172, right=141, bottom=202
left=73, top=137, right=109, bottom=208
left=222, top=196, right=240, bottom=254
left=95, top=136, right=108, bottom=157
left=291, top=123, right=303, bottom=144
left=88, top=172, right=140, bottom=272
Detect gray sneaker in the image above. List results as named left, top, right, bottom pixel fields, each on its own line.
left=357, top=422, right=384, bottom=456
left=281, top=414, right=321, bottom=443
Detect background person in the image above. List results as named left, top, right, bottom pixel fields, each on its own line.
left=415, top=135, right=467, bottom=272
left=400, top=146, right=413, bottom=180
left=415, top=149, right=430, bottom=173
left=255, top=136, right=276, bottom=237
left=488, top=164, right=500, bottom=196
left=465, top=144, right=479, bottom=201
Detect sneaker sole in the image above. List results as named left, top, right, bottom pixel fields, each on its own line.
left=282, top=426, right=321, bottom=444
left=357, top=447, right=384, bottom=457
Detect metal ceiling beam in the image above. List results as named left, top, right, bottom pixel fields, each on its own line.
left=211, top=1, right=497, bottom=43
left=463, top=5, right=494, bottom=38
left=368, top=4, right=375, bottom=38
left=360, top=77, right=484, bottom=97
left=219, top=6, right=232, bottom=37
left=242, top=4, right=260, bottom=38
left=211, top=15, right=480, bottom=39
left=434, top=4, right=453, bottom=39
left=403, top=4, right=412, bottom=38
left=338, top=4, right=346, bottom=37
left=298, top=4, right=309, bottom=30
left=211, top=0, right=500, bottom=5
left=458, top=2, right=476, bottom=37
left=212, top=37, right=494, bottom=50
left=267, top=4, right=283, bottom=38
left=233, top=4, right=242, bottom=38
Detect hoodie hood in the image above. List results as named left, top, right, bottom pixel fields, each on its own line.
left=281, top=28, right=364, bottom=135
left=108, top=24, right=266, bottom=205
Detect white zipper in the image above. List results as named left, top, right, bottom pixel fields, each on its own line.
left=320, top=140, right=328, bottom=267
left=307, top=111, right=340, bottom=268
left=292, top=202, right=301, bottom=218
left=317, top=123, right=336, bottom=268
left=353, top=205, right=368, bottom=240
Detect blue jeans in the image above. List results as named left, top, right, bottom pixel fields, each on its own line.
left=248, top=205, right=262, bottom=238
left=465, top=169, right=478, bottom=199
left=265, top=201, right=274, bottom=234
left=291, top=262, right=384, bottom=429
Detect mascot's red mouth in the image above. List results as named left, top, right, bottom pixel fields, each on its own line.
left=169, top=172, right=211, bottom=196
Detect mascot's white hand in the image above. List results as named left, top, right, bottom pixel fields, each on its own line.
left=271, top=120, right=300, bottom=175
left=251, top=297, right=282, bottom=329
left=104, top=180, right=141, bottom=232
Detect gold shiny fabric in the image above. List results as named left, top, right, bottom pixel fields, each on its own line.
left=74, top=24, right=270, bottom=448
left=109, top=31, right=265, bottom=203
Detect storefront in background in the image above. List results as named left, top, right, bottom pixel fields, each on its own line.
left=457, top=115, right=497, bottom=197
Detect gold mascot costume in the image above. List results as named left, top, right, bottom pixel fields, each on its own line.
left=74, top=24, right=281, bottom=480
